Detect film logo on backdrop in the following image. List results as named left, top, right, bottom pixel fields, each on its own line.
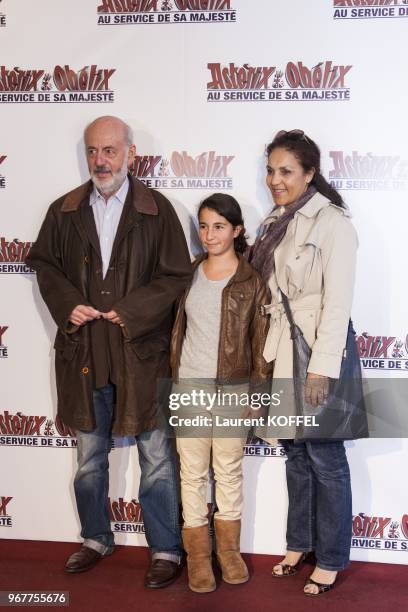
left=206, top=61, right=352, bottom=102
left=97, top=0, right=236, bottom=25
left=353, top=512, right=408, bottom=552
left=0, top=154, right=6, bottom=188
left=333, top=0, right=408, bottom=21
left=0, top=238, right=34, bottom=274
left=0, top=65, right=116, bottom=104
left=131, top=150, right=234, bottom=190
left=0, top=412, right=78, bottom=448
left=0, top=326, right=8, bottom=359
left=0, top=496, right=13, bottom=528
left=329, top=150, right=408, bottom=191
left=0, top=0, right=5, bottom=28
left=109, top=497, right=145, bottom=534
left=356, top=332, right=408, bottom=372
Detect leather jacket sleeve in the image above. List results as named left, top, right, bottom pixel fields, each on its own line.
left=26, top=204, right=89, bottom=331
left=250, top=275, right=273, bottom=391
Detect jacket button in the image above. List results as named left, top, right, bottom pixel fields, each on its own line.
left=296, top=255, right=300, bottom=260
left=240, top=293, right=244, bottom=299
left=84, top=255, right=90, bottom=264
left=82, top=367, right=89, bottom=375
left=101, top=290, right=111, bottom=295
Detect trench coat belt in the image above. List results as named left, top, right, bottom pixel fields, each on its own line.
left=261, top=293, right=323, bottom=363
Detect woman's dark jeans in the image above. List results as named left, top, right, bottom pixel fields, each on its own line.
left=280, top=439, right=352, bottom=571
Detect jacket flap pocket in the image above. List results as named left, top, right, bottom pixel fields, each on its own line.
left=295, top=216, right=323, bottom=250
left=54, top=333, right=79, bottom=361
left=230, top=290, right=252, bottom=300
left=131, top=336, right=169, bottom=359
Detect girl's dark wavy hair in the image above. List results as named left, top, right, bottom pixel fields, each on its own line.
left=267, top=132, right=345, bottom=208
left=198, top=193, right=248, bottom=254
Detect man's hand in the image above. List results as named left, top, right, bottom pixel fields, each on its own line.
left=304, top=372, right=330, bottom=407
left=102, top=310, right=125, bottom=326
left=69, top=305, right=101, bottom=326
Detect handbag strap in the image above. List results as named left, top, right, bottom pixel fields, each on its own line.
left=280, top=291, right=295, bottom=329
left=279, top=290, right=301, bottom=339
left=278, top=289, right=305, bottom=341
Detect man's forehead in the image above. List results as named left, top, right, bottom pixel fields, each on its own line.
left=85, top=120, right=126, bottom=145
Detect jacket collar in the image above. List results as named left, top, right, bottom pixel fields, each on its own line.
left=263, top=191, right=350, bottom=224
left=192, top=252, right=254, bottom=283
left=60, top=174, right=158, bottom=215
left=296, top=191, right=351, bottom=218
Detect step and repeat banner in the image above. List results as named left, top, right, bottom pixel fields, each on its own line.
left=1, top=0, right=407, bottom=565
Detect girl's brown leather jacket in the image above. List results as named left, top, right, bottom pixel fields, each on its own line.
left=170, top=253, right=272, bottom=388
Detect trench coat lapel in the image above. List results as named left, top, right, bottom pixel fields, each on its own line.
left=270, top=193, right=330, bottom=294
left=272, top=192, right=350, bottom=294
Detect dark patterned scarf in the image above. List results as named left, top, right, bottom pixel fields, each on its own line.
left=250, top=185, right=317, bottom=283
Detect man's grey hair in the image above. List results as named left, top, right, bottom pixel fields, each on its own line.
left=84, top=116, right=134, bottom=146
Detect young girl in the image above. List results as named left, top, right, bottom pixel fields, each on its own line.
left=170, top=193, right=271, bottom=593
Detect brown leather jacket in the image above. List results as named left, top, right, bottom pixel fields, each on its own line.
left=170, top=254, right=272, bottom=387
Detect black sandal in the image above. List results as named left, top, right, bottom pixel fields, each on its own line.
left=304, top=576, right=336, bottom=595
left=271, top=552, right=308, bottom=577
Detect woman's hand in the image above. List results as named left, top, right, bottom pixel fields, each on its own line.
left=241, top=405, right=265, bottom=420
left=304, top=372, right=329, bottom=407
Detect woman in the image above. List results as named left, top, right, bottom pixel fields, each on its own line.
left=251, top=130, right=357, bottom=595
left=170, top=193, right=271, bottom=593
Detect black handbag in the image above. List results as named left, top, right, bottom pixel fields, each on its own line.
left=280, top=292, right=368, bottom=441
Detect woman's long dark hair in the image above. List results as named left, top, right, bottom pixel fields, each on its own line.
left=266, top=131, right=345, bottom=208
left=198, top=193, right=248, bottom=254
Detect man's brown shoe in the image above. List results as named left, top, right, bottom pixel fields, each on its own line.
left=64, top=545, right=113, bottom=574
left=144, top=559, right=182, bottom=589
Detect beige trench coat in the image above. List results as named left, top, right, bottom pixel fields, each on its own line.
left=255, top=192, right=357, bottom=441
left=263, top=191, right=358, bottom=380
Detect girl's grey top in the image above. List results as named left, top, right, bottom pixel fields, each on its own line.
left=179, top=263, right=232, bottom=379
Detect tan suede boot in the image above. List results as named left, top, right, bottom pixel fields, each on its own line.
left=182, top=525, right=216, bottom=593
left=214, top=518, right=249, bottom=584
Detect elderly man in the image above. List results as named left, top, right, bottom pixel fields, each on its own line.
left=26, top=116, right=192, bottom=588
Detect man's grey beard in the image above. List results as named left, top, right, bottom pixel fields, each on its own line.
left=91, top=155, right=129, bottom=196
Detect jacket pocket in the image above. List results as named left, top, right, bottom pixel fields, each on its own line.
left=229, top=290, right=254, bottom=320
left=130, top=336, right=169, bottom=360
left=293, top=308, right=319, bottom=349
left=54, top=333, right=79, bottom=361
